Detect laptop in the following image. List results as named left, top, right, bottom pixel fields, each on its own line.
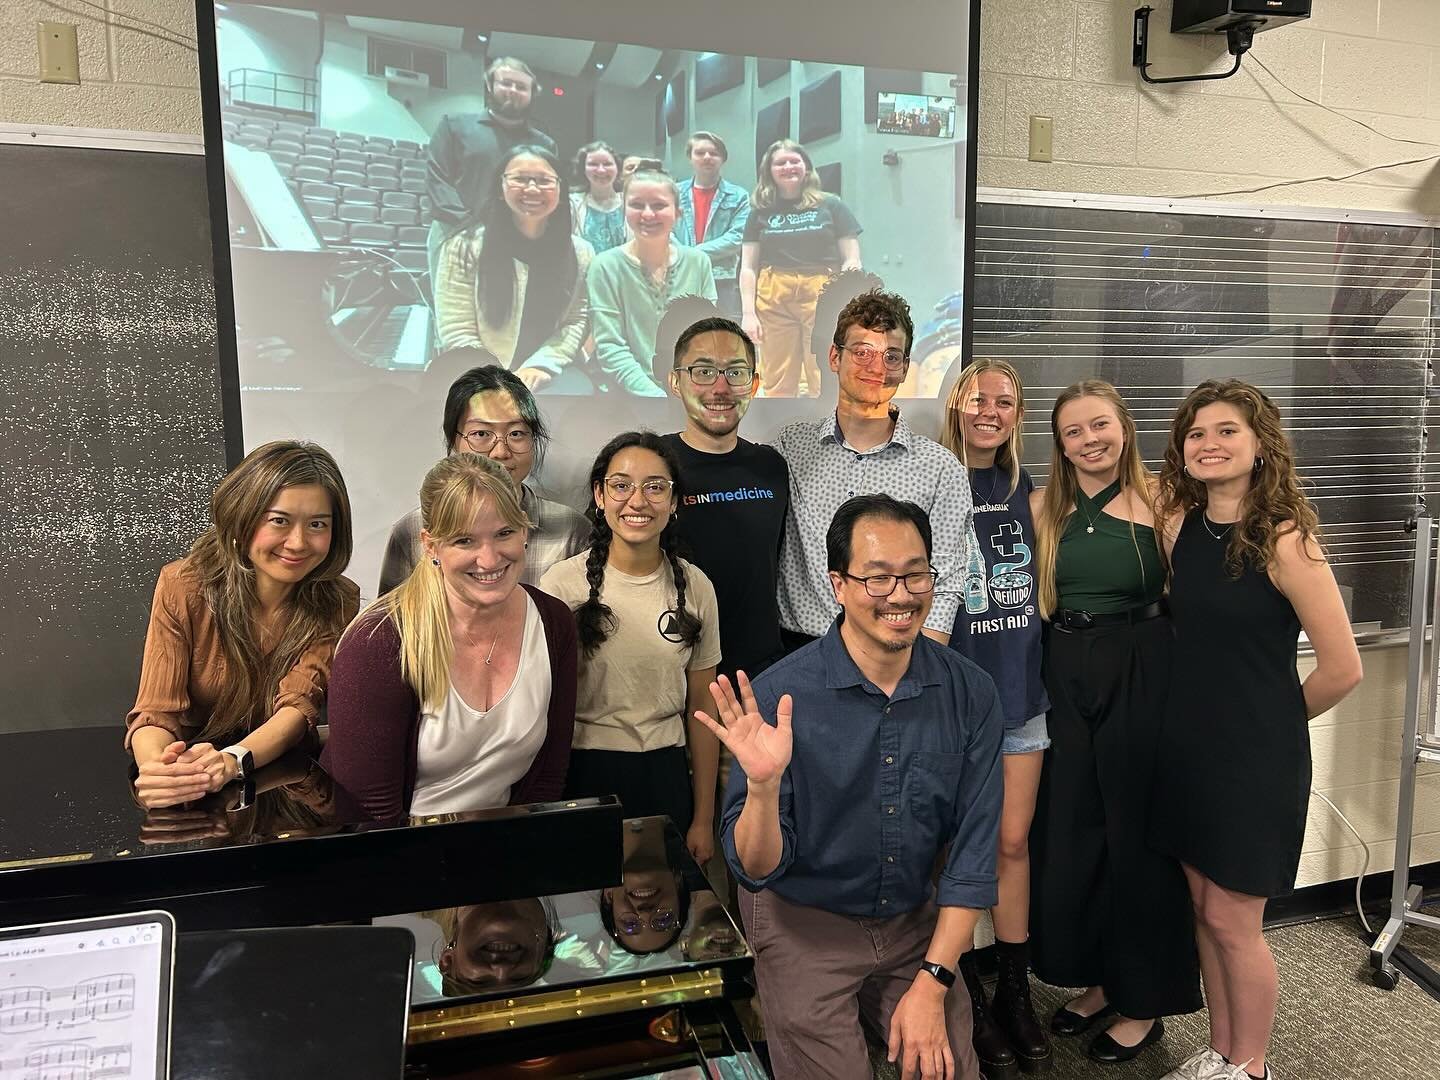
left=0, top=910, right=175, bottom=1079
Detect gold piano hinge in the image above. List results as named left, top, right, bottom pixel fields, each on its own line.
left=406, top=968, right=725, bottom=1044
left=0, top=852, right=94, bottom=869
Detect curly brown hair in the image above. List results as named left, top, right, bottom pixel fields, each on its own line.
left=1158, top=379, right=1321, bottom=576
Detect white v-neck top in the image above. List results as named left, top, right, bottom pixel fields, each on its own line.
left=410, top=592, right=552, bottom=815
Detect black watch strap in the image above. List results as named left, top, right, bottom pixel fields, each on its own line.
left=918, top=961, right=955, bottom=989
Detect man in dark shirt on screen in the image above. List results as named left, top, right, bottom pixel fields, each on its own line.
left=703, top=495, right=1002, bottom=1080
left=662, top=314, right=789, bottom=685
left=425, top=56, right=556, bottom=284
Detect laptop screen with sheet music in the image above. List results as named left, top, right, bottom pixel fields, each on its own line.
left=0, top=911, right=174, bottom=1080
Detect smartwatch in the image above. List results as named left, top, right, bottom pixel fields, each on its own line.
left=918, top=961, right=956, bottom=989
left=220, top=744, right=253, bottom=782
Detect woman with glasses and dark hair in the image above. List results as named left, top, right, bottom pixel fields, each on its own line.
left=379, top=358, right=588, bottom=595
left=435, top=144, right=594, bottom=394
left=570, top=140, right=627, bottom=254
left=323, top=453, right=579, bottom=820
left=740, top=139, right=863, bottom=398
left=540, top=432, right=722, bottom=863
left=587, top=170, right=718, bottom=396
left=127, top=441, right=360, bottom=808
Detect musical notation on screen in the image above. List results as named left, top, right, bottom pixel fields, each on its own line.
left=0, top=975, right=135, bottom=1035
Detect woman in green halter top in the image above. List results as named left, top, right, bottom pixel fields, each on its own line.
left=1026, top=381, right=1200, bottom=1064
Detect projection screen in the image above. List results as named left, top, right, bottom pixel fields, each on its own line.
left=197, top=0, right=980, bottom=593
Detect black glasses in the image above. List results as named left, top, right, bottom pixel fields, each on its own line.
left=677, top=364, right=755, bottom=390
left=461, top=427, right=534, bottom=454
left=503, top=173, right=559, bottom=191
left=838, top=342, right=909, bottom=371
left=603, top=476, right=675, bottom=502
left=841, top=570, right=939, bottom=597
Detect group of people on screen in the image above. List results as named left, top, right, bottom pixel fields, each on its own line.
left=126, top=284, right=1361, bottom=1077
left=426, top=55, right=863, bottom=398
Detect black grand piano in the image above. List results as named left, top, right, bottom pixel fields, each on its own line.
left=0, top=727, right=765, bottom=1078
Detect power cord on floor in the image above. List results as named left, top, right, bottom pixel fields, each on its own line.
left=1311, top=789, right=1374, bottom=935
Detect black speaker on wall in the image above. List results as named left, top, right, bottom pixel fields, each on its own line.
left=798, top=70, right=842, bottom=144
left=755, top=97, right=790, bottom=169
left=696, top=53, right=744, bottom=100
left=817, top=162, right=842, bottom=196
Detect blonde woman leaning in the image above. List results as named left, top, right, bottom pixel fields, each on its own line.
left=322, top=454, right=578, bottom=821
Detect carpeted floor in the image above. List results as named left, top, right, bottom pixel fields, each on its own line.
left=865, top=912, right=1440, bottom=1079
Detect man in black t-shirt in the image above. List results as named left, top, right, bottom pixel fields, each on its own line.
left=661, top=313, right=790, bottom=685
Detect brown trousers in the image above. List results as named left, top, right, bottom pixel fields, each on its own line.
left=756, top=267, right=827, bottom=398
left=740, top=887, right=979, bottom=1080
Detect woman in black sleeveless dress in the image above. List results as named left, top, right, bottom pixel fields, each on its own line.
left=1152, top=380, right=1362, bottom=1080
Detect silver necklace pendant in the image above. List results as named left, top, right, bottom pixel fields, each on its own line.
left=1086, top=525, right=1095, bottom=534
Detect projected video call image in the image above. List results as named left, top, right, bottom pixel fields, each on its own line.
left=215, top=5, right=970, bottom=401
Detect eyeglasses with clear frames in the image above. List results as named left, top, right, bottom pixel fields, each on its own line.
left=676, top=364, right=755, bottom=390
left=461, top=428, right=535, bottom=454
left=603, top=476, right=675, bottom=502
left=840, top=570, right=939, bottom=597
left=503, top=173, right=560, bottom=191
left=838, top=342, right=909, bottom=371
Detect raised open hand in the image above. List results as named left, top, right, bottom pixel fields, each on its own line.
left=693, top=671, right=792, bottom=788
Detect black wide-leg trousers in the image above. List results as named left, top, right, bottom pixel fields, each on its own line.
left=1030, top=615, right=1201, bottom=1020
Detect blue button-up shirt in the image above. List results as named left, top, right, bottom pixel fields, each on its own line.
left=774, top=408, right=977, bottom=638
left=720, top=617, right=1004, bottom=917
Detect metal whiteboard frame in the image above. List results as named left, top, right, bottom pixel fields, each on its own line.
left=0, top=123, right=205, bottom=155
left=978, top=185, right=1440, bottom=230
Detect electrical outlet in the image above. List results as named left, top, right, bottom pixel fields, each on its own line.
left=1028, top=115, right=1053, bottom=163
left=39, top=22, right=80, bottom=85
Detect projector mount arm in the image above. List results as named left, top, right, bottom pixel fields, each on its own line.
left=1133, top=5, right=1253, bottom=85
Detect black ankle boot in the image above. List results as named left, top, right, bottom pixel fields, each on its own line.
left=991, top=940, right=1053, bottom=1074
left=959, top=952, right=1019, bottom=1080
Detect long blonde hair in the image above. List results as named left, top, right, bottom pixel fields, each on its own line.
left=752, top=139, right=824, bottom=211
left=357, top=454, right=531, bottom=710
left=185, top=440, right=354, bottom=745
left=1034, top=380, right=1154, bottom=618
left=940, top=358, right=1027, bottom=501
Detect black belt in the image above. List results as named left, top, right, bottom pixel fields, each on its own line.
left=1052, top=599, right=1167, bottom=631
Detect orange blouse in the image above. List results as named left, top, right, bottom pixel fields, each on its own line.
left=124, top=561, right=361, bottom=750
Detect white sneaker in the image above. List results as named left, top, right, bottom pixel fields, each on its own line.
left=1159, top=1047, right=1228, bottom=1079
left=1221, top=1061, right=1271, bottom=1080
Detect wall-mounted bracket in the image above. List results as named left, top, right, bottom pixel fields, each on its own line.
left=1133, top=6, right=1252, bottom=85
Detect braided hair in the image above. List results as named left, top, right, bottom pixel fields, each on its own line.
left=577, top=431, right=702, bottom=657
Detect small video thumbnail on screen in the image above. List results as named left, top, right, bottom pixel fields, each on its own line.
left=215, top=5, right=969, bottom=399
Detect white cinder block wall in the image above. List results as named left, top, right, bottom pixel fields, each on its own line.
left=2, top=0, right=1436, bottom=888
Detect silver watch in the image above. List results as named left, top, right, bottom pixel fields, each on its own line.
left=220, top=744, right=253, bottom=782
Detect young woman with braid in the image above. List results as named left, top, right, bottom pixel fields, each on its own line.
left=1027, top=380, right=1200, bottom=1066
left=1153, top=381, right=1361, bottom=1080
left=540, top=432, right=722, bottom=863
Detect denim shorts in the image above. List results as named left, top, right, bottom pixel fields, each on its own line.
left=1002, top=711, right=1051, bottom=755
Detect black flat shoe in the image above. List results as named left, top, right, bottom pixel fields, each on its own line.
left=1049, top=1002, right=1115, bottom=1037
left=1086, top=1018, right=1165, bottom=1064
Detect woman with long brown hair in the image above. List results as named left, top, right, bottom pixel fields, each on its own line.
left=323, top=453, right=578, bottom=820
left=939, top=359, right=1053, bottom=1077
left=739, top=139, right=862, bottom=397
left=126, top=441, right=359, bottom=809
left=1152, top=381, right=1361, bottom=1080
left=1027, top=380, right=1200, bottom=1065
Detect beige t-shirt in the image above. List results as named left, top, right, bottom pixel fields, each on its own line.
left=540, top=553, right=722, bottom=752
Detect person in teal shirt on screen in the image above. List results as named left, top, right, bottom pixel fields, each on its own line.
left=587, top=170, right=717, bottom=396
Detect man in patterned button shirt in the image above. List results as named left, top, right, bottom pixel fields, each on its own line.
left=773, top=289, right=977, bottom=652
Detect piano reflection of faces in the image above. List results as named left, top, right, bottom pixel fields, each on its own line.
left=599, top=816, right=690, bottom=956
left=436, top=898, right=558, bottom=992
left=683, top=890, right=745, bottom=962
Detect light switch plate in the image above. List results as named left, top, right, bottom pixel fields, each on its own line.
left=39, top=22, right=81, bottom=85
left=1028, top=115, right=1054, bottom=163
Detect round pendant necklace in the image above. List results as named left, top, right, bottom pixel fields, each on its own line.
left=1202, top=513, right=1233, bottom=541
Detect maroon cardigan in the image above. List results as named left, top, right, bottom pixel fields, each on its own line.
left=320, top=583, right=578, bottom=821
